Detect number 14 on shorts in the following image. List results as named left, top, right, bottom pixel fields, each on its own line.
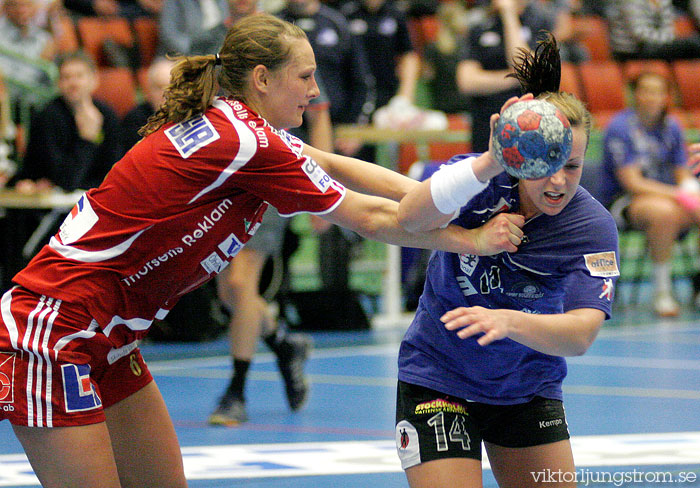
left=428, top=411, right=472, bottom=451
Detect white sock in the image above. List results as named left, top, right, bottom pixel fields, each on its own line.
left=653, top=262, right=672, bottom=295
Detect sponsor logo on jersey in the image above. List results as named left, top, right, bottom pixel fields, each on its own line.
left=201, top=251, right=227, bottom=274
left=218, top=233, right=243, bottom=258
left=61, top=363, right=102, bottom=413
left=506, top=282, right=545, bottom=300
left=121, top=247, right=184, bottom=286
left=246, top=120, right=269, bottom=148
left=229, top=100, right=249, bottom=120
left=166, top=115, right=220, bottom=158
left=301, top=156, right=333, bottom=193
left=584, top=251, right=620, bottom=277
left=182, top=199, right=233, bottom=247
left=458, top=253, right=478, bottom=276
left=599, top=278, right=614, bottom=301
left=58, top=194, right=98, bottom=245
left=0, top=352, right=16, bottom=403
left=277, top=128, right=304, bottom=156
left=244, top=219, right=261, bottom=236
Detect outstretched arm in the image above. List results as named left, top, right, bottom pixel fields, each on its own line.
left=441, top=306, right=605, bottom=357
left=322, top=189, right=516, bottom=256
left=303, top=144, right=417, bottom=202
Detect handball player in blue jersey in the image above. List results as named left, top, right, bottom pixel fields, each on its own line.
left=394, top=35, right=620, bottom=487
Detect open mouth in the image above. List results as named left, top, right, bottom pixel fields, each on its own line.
left=544, top=191, right=564, bottom=204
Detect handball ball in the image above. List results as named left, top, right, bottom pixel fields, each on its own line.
left=492, top=99, right=573, bottom=179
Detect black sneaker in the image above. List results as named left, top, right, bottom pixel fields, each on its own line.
left=693, top=272, right=700, bottom=308
left=277, top=333, right=312, bottom=411
left=208, top=391, right=248, bottom=426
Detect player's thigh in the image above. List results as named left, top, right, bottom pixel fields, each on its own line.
left=479, top=395, right=572, bottom=487
left=395, top=381, right=483, bottom=487
left=217, top=247, right=267, bottom=300
left=485, top=439, right=576, bottom=488
left=406, top=457, right=483, bottom=488
left=13, top=422, right=121, bottom=488
left=105, top=380, right=187, bottom=488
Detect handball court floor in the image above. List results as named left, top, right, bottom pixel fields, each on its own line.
left=1, top=299, right=700, bottom=487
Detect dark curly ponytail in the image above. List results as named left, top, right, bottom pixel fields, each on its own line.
left=508, top=32, right=561, bottom=97
left=508, top=32, right=593, bottom=143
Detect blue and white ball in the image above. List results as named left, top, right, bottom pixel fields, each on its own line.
left=492, top=99, right=573, bottom=179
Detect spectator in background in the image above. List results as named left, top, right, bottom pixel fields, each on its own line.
left=158, top=0, right=230, bottom=56
left=0, top=76, right=16, bottom=187
left=541, top=0, right=590, bottom=64
left=456, top=0, right=552, bottom=153
left=0, top=0, right=57, bottom=139
left=600, top=71, right=700, bottom=317
left=605, top=0, right=700, bottom=61
left=120, top=57, right=174, bottom=155
left=207, top=0, right=335, bottom=426
left=279, top=0, right=376, bottom=293
left=341, top=0, right=421, bottom=118
left=16, top=50, right=120, bottom=194
left=1, top=50, right=120, bottom=292
left=421, top=0, right=473, bottom=115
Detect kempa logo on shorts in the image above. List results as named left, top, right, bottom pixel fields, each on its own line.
left=0, top=352, right=16, bottom=404
left=539, top=418, right=564, bottom=429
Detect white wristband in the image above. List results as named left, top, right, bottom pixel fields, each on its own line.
left=680, top=177, right=700, bottom=194
left=430, top=157, right=489, bottom=214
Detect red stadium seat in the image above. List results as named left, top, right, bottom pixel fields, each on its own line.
left=94, top=67, right=137, bottom=119
left=132, top=17, right=160, bottom=67
left=578, top=61, right=626, bottom=128
left=571, top=15, right=612, bottom=61
left=560, top=61, right=584, bottom=101
left=77, top=17, right=135, bottom=68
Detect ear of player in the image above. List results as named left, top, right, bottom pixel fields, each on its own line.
left=492, top=99, right=573, bottom=180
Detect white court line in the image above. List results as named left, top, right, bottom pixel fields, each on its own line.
left=1, top=432, right=699, bottom=485
left=146, top=345, right=700, bottom=399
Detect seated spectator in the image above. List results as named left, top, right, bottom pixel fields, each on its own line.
left=600, top=71, right=700, bottom=317
left=0, top=0, right=58, bottom=135
left=15, top=50, right=121, bottom=193
left=120, top=57, right=174, bottom=155
left=606, top=0, right=700, bottom=61
left=157, top=0, right=229, bottom=56
left=0, top=75, right=16, bottom=187
left=1, top=50, right=120, bottom=291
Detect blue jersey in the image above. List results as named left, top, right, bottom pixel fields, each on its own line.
left=398, top=156, right=620, bottom=405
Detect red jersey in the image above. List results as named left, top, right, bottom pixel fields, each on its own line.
left=13, top=98, right=345, bottom=348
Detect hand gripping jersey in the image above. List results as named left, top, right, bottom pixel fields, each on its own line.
left=13, top=98, right=346, bottom=349
left=398, top=155, right=619, bottom=405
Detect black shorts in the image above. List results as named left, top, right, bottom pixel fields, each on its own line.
left=395, top=380, right=570, bottom=469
